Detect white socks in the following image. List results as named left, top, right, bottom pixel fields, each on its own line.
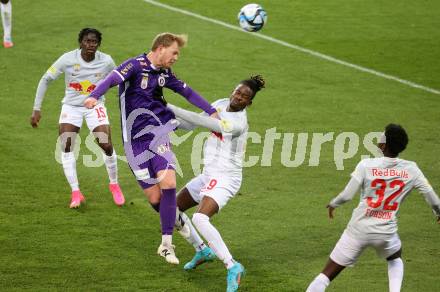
left=0, top=0, right=12, bottom=41
left=388, top=258, right=404, bottom=292
left=192, top=212, right=234, bottom=269
left=161, top=234, right=172, bottom=247
left=61, top=152, right=79, bottom=191
left=178, top=211, right=206, bottom=251
left=305, top=259, right=403, bottom=292
left=103, top=151, right=118, bottom=184
left=306, top=273, right=330, bottom=292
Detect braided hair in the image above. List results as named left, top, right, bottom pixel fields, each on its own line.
left=240, top=75, right=265, bottom=99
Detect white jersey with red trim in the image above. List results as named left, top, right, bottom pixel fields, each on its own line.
left=46, top=49, right=115, bottom=107
left=346, top=157, right=433, bottom=239
left=202, top=98, right=248, bottom=177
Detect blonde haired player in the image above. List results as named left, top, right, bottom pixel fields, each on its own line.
left=168, top=75, right=265, bottom=292
left=83, top=32, right=219, bottom=265
left=30, top=28, right=125, bottom=208
left=306, top=124, right=440, bottom=292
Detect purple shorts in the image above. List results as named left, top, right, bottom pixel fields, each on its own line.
left=124, top=138, right=176, bottom=190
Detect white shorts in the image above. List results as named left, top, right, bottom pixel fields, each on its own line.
left=330, top=230, right=402, bottom=267
left=186, top=174, right=241, bottom=210
left=59, top=103, right=109, bottom=131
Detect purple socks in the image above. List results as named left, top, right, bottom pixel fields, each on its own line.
left=159, top=189, right=176, bottom=235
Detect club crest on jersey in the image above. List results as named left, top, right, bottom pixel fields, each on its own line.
left=141, top=74, right=149, bottom=89
left=73, top=64, right=80, bottom=71
left=158, top=76, right=166, bottom=87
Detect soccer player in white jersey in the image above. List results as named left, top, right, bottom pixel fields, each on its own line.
left=30, top=28, right=125, bottom=208
left=306, top=124, right=440, bottom=292
left=0, top=0, right=12, bottom=48
left=167, top=75, right=265, bottom=292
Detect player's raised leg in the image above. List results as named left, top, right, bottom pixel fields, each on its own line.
left=176, top=187, right=216, bottom=270
left=59, top=123, right=84, bottom=208
left=191, top=196, right=244, bottom=292
left=0, top=0, right=13, bottom=48
left=92, top=123, right=125, bottom=206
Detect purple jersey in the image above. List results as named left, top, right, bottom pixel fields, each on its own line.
left=113, top=53, right=215, bottom=142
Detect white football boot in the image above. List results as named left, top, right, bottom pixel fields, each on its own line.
left=157, top=244, right=179, bottom=265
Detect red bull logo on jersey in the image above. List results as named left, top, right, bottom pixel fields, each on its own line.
left=371, top=168, right=409, bottom=179
left=69, top=80, right=96, bottom=95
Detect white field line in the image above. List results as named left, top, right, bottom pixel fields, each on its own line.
left=143, top=0, right=440, bottom=95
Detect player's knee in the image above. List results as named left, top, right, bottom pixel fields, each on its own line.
left=159, top=179, right=176, bottom=189
left=192, top=212, right=209, bottom=228
left=99, top=143, right=113, bottom=156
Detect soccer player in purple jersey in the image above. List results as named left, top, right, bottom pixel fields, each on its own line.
left=84, top=32, right=218, bottom=264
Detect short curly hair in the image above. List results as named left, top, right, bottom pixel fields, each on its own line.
left=384, top=123, right=408, bottom=156
left=78, top=28, right=102, bottom=45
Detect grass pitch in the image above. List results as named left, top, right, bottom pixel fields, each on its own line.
left=1, top=0, right=439, bottom=291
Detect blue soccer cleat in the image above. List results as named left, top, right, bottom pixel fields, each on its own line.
left=183, top=247, right=216, bottom=270
left=226, top=262, right=245, bottom=292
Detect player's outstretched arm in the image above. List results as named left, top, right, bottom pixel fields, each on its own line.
left=414, top=171, right=440, bottom=224
left=168, top=104, right=221, bottom=132
left=169, top=81, right=218, bottom=117
left=327, top=176, right=362, bottom=219
left=420, top=190, right=440, bottom=224
left=84, top=71, right=122, bottom=109
left=174, top=117, right=197, bottom=131
left=168, top=104, right=240, bottom=135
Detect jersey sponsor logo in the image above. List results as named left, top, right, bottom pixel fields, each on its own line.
left=158, top=76, right=166, bottom=87
left=141, top=75, right=149, bottom=89
left=73, top=64, right=80, bottom=71
left=371, top=168, right=409, bottom=179
left=69, top=80, right=96, bottom=95
left=120, top=63, right=133, bottom=75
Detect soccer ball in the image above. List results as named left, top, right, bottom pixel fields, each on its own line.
left=238, top=4, right=267, bottom=32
